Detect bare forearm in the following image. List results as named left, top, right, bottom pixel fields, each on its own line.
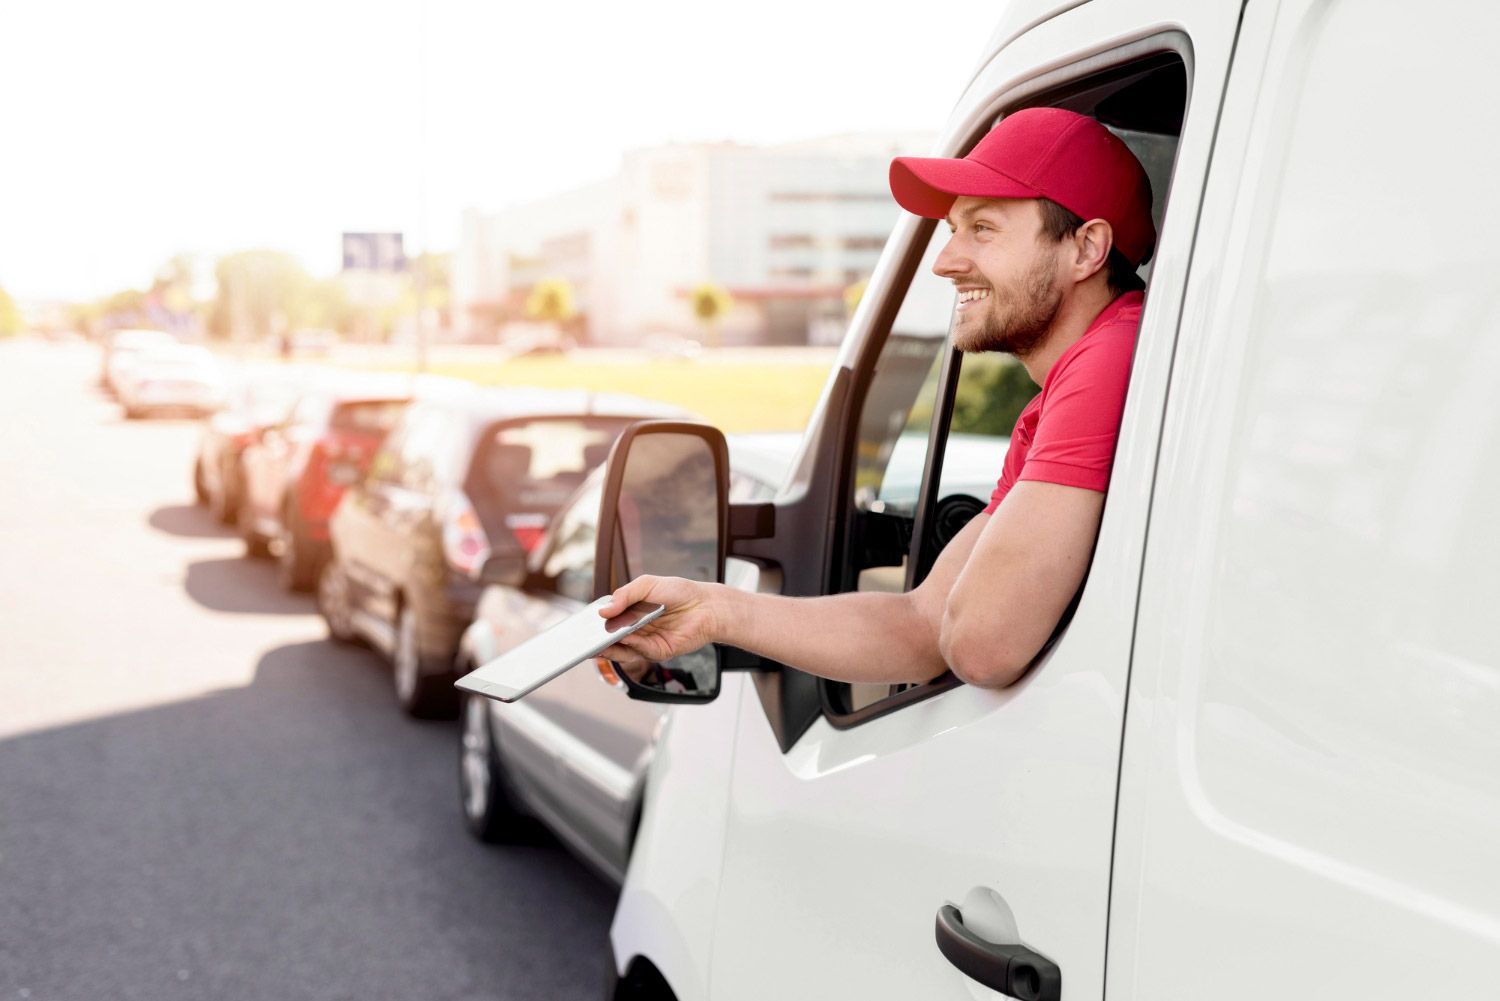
left=706, top=584, right=948, bottom=685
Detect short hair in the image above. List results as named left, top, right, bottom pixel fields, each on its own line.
left=1036, top=198, right=1146, bottom=296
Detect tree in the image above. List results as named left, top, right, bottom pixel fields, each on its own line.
left=843, top=279, right=868, bottom=315
left=0, top=286, right=21, bottom=337
left=395, top=252, right=452, bottom=324
left=689, top=282, right=732, bottom=347
left=526, top=277, right=576, bottom=325
left=208, top=250, right=315, bottom=342
left=950, top=354, right=1039, bottom=437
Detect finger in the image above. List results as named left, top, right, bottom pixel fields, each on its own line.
left=598, top=643, right=648, bottom=668
left=600, top=576, right=655, bottom=617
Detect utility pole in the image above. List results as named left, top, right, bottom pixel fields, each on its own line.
left=414, top=0, right=430, bottom=374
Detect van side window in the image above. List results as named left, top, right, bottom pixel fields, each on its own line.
left=825, top=55, right=1187, bottom=723
left=831, top=227, right=975, bottom=711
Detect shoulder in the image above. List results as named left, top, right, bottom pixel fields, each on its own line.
left=1051, top=296, right=1142, bottom=381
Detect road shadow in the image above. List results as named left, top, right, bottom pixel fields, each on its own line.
left=184, top=556, right=310, bottom=615
left=150, top=504, right=234, bottom=540
left=0, top=639, right=617, bottom=1001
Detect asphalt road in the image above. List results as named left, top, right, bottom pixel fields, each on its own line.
left=0, top=339, right=617, bottom=1000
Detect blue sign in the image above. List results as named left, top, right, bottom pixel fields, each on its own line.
left=341, top=232, right=406, bottom=273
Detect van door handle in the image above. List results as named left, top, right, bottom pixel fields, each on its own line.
left=934, top=904, right=1061, bottom=1001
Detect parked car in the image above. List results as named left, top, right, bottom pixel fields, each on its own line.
left=588, top=4, right=1500, bottom=1000
left=238, top=375, right=414, bottom=590
left=453, top=434, right=797, bottom=883
left=317, top=388, right=685, bottom=718
left=98, top=328, right=176, bottom=395
left=193, top=367, right=311, bottom=524
left=116, top=344, right=227, bottom=418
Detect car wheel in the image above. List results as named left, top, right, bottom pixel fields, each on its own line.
left=212, top=457, right=240, bottom=525
left=277, top=504, right=318, bottom=592
left=459, top=693, right=525, bottom=842
left=193, top=459, right=209, bottom=505
left=238, top=504, right=271, bottom=558
left=317, top=561, right=359, bottom=645
left=394, top=604, right=459, bottom=720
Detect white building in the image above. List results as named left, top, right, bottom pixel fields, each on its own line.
left=453, top=133, right=935, bottom=346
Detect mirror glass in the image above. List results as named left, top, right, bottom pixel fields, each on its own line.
left=609, top=431, right=723, bottom=698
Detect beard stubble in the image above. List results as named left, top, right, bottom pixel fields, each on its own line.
left=954, top=251, right=1062, bottom=359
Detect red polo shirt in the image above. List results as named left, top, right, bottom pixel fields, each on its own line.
left=984, top=290, right=1143, bottom=514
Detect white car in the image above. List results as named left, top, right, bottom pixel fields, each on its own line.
left=100, top=328, right=177, bottom=394
left=595, top=1, right=1500, bottom=1000
left=116, top=344, right=226, bottom=418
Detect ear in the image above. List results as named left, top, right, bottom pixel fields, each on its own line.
left=1071, top=219, right=1115, bottom=283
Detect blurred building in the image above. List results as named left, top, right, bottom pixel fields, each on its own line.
left=452, top=133, right=935, bottom=347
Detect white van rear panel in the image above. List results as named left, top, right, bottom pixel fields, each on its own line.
left=1113, top=0, right=1500, bottom=997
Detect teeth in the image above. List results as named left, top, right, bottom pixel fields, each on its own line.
left=958, top=289, right=990, bottom=304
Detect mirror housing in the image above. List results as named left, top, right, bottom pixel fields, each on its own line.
left=593, top=421, right=730, bottom=703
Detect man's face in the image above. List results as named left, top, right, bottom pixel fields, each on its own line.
left=934, top=197, right=1065, bottom=357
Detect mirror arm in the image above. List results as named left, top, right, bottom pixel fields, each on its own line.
left=718, top=644, right=769, bottom=672
left=727, top=502, right=775, bottom=543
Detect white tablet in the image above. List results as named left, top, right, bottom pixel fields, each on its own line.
left=454, top=597, right=666, bottom=703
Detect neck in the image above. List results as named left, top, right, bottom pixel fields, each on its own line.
left=1016, top=281, right=1120, bottom=385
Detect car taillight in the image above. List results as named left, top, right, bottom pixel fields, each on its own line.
left=505, top=512, right=550, bottom=554
left=442, top=490, right=492, bottom=577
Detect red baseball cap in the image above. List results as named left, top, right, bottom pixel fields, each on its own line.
left=889, top=107, right=1156, bottom=266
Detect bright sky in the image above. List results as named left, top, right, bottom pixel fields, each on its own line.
left=2, top=0, right=1002, bottom=302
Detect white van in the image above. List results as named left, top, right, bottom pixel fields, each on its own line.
left=589, top=0, right=1500, bottom=998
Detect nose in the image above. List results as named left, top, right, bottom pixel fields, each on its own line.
left=933, top=233, right=967, bottom=279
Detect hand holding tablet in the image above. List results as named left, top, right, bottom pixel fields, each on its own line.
left=454, top=598, right=666, bottom=703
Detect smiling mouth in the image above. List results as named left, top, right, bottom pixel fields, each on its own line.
left=956, top=288, right=991, bottom=310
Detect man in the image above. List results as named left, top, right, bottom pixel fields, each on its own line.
left=601, top=107, right=1156, bottom=690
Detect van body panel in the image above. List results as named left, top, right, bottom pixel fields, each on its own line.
left=610, top=673, right=748, bottom=1001
left=1112, top=0, right=1500, bottom=997
left=691, top=2, right=1243, bottom=999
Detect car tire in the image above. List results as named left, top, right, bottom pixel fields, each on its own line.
left=193, top=459, right=209, bottom=505
left=458, top=693, right=526, bottom=843
left=317, top=561, right=360, bottom=645
left=239, top=504, right=271, bottom=558
left=393, top=604, right=459, bottom=720
left=277, top=502, right=318, bottom=593
left=212, top=457, right=240, bottom=525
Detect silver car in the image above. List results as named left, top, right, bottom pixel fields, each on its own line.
left=455, top=434, right=793, bottom=881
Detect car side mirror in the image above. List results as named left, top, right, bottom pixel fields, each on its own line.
left=593, top=421, right=729, bottom=704
left=475, top=551, right=527, bottom=587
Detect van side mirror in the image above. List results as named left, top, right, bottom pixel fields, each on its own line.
left=593, top=421, right=729, bottom=703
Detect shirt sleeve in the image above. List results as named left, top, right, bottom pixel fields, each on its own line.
left=1016, top=324, right=1135, bottom=493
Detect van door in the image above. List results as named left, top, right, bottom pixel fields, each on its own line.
left=702, top=6, right=1241, bottom=1000
left=1110, top=1, right=1500, bottom=997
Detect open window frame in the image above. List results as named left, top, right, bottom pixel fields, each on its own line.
left=818, top=37, right=1195, bottom=730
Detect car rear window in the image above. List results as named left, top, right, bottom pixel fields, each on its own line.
left=469, top=417, right=632, bottom=517
left=330, top=399, right=408, bottom=434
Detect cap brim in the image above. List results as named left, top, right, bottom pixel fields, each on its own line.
left=889, top=157, right=1042, bottom=219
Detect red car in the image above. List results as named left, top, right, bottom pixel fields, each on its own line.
left=237, top=376, right=416, bottom=590
left=194, top=369, right=309, bottom=524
